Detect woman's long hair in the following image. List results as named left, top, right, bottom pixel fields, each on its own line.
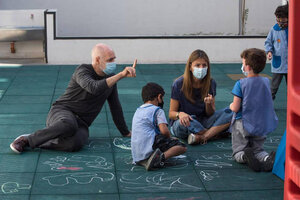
left=181, top=49, right=211, bottom=103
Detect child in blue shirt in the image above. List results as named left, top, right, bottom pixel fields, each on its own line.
left=131, top=82, right=187, bottom=170
left=230, top=48, right=278, bottom=172
left=264, top=4, right=288, bottom=100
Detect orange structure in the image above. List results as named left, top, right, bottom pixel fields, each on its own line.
left=284, top=0, right=300, bottom=199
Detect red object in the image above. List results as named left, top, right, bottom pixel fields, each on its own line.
left=284, top=1, right=300, bottom=199
left=57, top=166, right=82, bottom=171
left=10, top=42, right=16, bottom=53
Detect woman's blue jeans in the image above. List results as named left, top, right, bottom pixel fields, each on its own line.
left=170, top=107, right=233, bottom=139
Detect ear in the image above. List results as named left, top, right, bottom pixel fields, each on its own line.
left=157, top=94, right=163, bottom=101
left=245, top=65, right=252, bottom=71
left=96, top=56, right=101, bottom=64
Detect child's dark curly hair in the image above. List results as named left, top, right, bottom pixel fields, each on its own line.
left=240, top=48, right=266, bottom=74
left=142, top=82, right=165, bottom=103
left=275, top=4, right=288, bottom=18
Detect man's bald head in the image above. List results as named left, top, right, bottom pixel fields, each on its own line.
left=91, top=43, right=113, bottom=61
left=91, top=43, right=116, bottom=75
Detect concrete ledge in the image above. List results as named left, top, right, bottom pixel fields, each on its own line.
left=0, top=26, right=44, bottom=42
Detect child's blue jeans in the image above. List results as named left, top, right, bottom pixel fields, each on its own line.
left=170, top=107, right=233, bottom=139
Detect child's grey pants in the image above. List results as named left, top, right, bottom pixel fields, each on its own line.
left=232, top=119, right=269, bottom=163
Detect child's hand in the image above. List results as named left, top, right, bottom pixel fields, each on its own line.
left=204, top=94, right=214, bottom=104
left=267, top=52, right=272, bottom=60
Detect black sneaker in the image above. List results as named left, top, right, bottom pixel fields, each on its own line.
left=262, top=151, right=276, bottom=172
left=10, top=134, right=30, bottom=154
left=145, top=149, right=164, bottom=171
left=244, top=148, right=261, bottom=172
left=153, top=153, right=165, bottom=168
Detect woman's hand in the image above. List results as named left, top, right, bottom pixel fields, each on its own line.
left=179, top=112, right=193, bottom=127
left=204, top=94, right=215, bottom=116
left=204, top=94, right=214, bottom=104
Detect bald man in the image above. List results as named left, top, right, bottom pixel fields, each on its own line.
left=10, top=43, right=137, bottom=153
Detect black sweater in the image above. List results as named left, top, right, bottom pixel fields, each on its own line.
left=53, top=64, right=129, bottom=135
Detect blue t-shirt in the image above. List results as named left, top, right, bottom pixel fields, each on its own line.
left=231, top=80, right=242, bottom=119
left=171, top=76, right=216, bottom=123
left=131, top=104, right=168, bottom=163
left=235, top=77, right=278, bottom=136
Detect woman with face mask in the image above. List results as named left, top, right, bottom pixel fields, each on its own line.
left=169, top=49, right=233, bottom=145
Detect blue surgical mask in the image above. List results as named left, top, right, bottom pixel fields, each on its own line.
left=192, top=67, right=207, bottom=80
left=241, top=65, right=248, bottom=76
left=103, top=62, right=117, bottom=75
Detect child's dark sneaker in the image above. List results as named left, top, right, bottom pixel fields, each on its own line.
left=145, top=149, right=164, bottom=170
left=244, top=148, right=261, bottom=172
left=262, top=151, right=276, bottom=172
left=10, top=134, right=30, bottom=154
left=153, top=152, right=165, bottom=168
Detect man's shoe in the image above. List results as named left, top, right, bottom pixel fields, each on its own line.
left=262, top=151, right=276, bottom=172
left=10, top=134, right=30, bottom=154
left=244, top=148, right=261, bottom=172
left=145, top=149, right=164, bottom=171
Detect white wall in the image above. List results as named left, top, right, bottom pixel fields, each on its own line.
left=245, top=0, right=282, bottom=35
left=0, top=9, right=44, bottom=28
left=46, top=12, right=265, bottom=64
left=0, top=0, right=282, bottom=37
left=0, top=0, right=283, bottom=63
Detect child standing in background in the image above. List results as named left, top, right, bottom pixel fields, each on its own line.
left=230, top=48, right=278, bottom=172
left=131, top=82, right=186, bottom=171
left=264, top=4, right=288, bottom=100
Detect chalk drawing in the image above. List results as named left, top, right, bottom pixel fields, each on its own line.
left=195, top=159, right=232, bottom=168
left=42, top=172, right=114, bottom=187
left=213, top=142, right=232, bottom=150
left=43, top=155, right=114, bottom=171
left=117, top=154, right=140, bottom=171
left=68, top=155, right=113, bottom=169
left=194, top=153, right=233, bottom=168
left=85, top=140, right=111, bottom=151
left=164, top=155, right=190, bottom=169
left=199, top=170, right=219, bottom=181
left=56, top=167, right=82, bottom=171
left=223, top=153, right=234, bottom=160
left=119, top=172, right=202, bottom=192
left=113, top=138, right=131, bottom=150
left=264, top=136, right=281, bottom=148
left=1, top=182, right=31, bottom=194
left=213, top=136, right=280, bottom=149
left=120, top=153, right=189, bottom=171
left=201, top=155, right=222, bottom=160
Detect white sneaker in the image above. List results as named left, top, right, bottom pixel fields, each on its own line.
left=188, top=133, right=196, bottom=145
left=170, top=126, right=175, bottom=136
